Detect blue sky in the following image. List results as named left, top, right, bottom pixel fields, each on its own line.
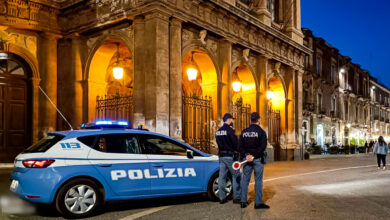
left=301, top=0, right=390, bottom=87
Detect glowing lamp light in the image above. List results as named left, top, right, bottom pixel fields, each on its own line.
left=187, top=67, right=198, bottom=81
left=347, top=123, right=351, bottom=129
left=266, top=90, right=274, bottom=100
left=113, top=66, right=124, bottom=80
left=340, top=68, right=345, bottom=73
left=232, top=81, right=242, bottom=92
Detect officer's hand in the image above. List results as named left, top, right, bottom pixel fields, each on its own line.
left=246, top=155, right=254, bottom=162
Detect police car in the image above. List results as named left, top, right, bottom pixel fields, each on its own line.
left=10, top=121, right=232, bottom=218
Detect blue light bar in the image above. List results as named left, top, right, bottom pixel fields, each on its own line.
left=95, top=120, right=113, bottom=125
left=117, top=121, right=129, bottom=126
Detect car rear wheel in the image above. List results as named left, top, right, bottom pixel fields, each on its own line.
left=207, top=172, right=233, bottom=201
left=55, top=178, right=102, bottom=218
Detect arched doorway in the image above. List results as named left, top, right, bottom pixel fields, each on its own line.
left=0, top=53, right=32, bottom=161
left=231, top=65, right=256, bottom=133
left=87, top=40, right=133, bottom=123
left=267, top=75, right=286, bottom=161
left=182, top=49, right=218, bottom=152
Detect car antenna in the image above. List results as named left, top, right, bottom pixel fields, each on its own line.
left=39, top=86, right=74, bottom=131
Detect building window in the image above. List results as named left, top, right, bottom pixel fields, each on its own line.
left=331, top=65, right=335, bottom=82
left=267, top=0, right=279, bottom=23
left=356, top=106, right=359, bottom=122
left=317, top=93, right=322, bottom=112
left=331, top=97, right=336, bottom=112
left=316, top=57, right=321, bottom=76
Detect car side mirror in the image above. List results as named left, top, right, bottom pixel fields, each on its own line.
left=186, top=149, right=194, bottom=159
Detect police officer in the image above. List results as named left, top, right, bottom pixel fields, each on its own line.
left=239, top=112, right=270, bottom=209
left=216, top=113, right=241, bottom=204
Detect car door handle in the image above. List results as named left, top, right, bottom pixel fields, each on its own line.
left=98, top=164, right=112, bottom=167
left=152, top=164, right=163, bottom=167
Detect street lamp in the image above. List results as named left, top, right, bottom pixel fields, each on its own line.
left=266, top=90, right=274, bottom=100
left=187, top=52, right=198, bottom=81
left=232, top=81, right=242, bottom=92
left=347, top=123, right=351, bottom=129
left=339, top=68, right=345, bottom=74
left=113, top=43, right=124, bottom=80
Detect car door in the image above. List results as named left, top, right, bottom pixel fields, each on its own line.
left=87, top=133, right=150, bottom=197
left=138, top=134, right=205, bottom=196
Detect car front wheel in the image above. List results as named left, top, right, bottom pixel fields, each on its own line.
left=207, top=172, right=233, bottom=201
left=55, top=178, right=102, bottom=218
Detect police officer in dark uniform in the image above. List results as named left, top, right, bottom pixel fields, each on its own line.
left=215, top=113, right=241, bottom=204
left=239, top=112, right=270, bottom=209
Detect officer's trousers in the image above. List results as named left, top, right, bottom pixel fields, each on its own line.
left=218, top=157, right=241, bottom=200
left=241, top=159, right=264, bottom=205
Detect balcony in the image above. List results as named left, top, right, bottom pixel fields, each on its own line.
left=304, top=103, right=315, bottom=112
left=319, top=108, right=327, bottom=115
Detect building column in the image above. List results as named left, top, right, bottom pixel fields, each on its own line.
left=257, top=55, right=269, bottom=130
left=218, top=39, right=232, bottom=122
left=294, top=69, right=304, bottom=160
left=57, top=36, right=86, bottom=130
left=253, top=0, right=272, bottom=26
left=133, top=15, right=146, bottom=128
left=143, top=11, right=170, bottom=135
left=37, top=33, right=60, bottom=137
left=285, top=0, right=304, bottom=44
left=169, top=18, right=183, bottom=139
left=31, top=78, right=41, bottom=143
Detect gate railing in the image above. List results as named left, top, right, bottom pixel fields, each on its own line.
left=232, top=98, right=251, bottom=133
left=96, top=93, right=134, bottom=123
left=182, top=95, right=212, bottom=153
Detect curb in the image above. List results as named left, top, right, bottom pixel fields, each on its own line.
left=309, top=153, right=372, bottom=160
left=0, top=163, right=14, bottom=169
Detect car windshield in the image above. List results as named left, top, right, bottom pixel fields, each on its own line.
left=23, top=134, right=64, bottom=153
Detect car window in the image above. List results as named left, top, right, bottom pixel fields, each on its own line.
left=77, top=135, right=97, bottom=147
left=94, top=134, right=140, bottom=154
left=140, top=135, right=188, bottom=156
left=24, top=134, right=64, bottom=153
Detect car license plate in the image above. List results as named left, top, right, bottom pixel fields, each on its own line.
left=10, top=180, right=18, bottom=191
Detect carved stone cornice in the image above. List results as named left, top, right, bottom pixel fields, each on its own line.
left=0, top=0, right=61, bottom=33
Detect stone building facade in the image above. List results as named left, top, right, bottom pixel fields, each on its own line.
left=302, top=29, right=376, bottom=148
left=369, top=77, right=390, bottom=142
left=0, top=0, right=309, bottom=162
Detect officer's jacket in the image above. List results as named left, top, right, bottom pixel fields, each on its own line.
left=215, top=124, right=238, bottom=157
left=239, top=124, right=267, bottom=159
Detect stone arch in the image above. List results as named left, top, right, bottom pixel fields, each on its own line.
left=231, top=60, right=259, bottom=91
left=84, top=32, right=133, bottom=81
left=84, top=34, right=134, bottom=122
left=7, top=44, right=39, bottom=79
left=182, top=42, right=221, bottom=83
left=267, top=70, right=288, bottom=99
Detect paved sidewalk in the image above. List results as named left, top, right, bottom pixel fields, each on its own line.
left=309, top=153, right=375, bottom=160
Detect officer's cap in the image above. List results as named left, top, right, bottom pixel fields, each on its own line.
left=223, top=113, right=234, bottom=122
left=250, top=112, right=261, bottom=122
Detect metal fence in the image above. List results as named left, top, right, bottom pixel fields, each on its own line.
left=182, top=96, right=212, bottom=153
left=96, top=93, right=133, bottom=123
left=232, top=98, right=251, bottom=133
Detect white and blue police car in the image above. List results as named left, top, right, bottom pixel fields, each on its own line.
left=10, top=121, right=232, bottom=218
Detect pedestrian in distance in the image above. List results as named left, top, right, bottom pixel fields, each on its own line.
left=373, top=136, right=388, bottom=170
left=239, top=112, right=270, bottom=209
left=215, top=113, right=241, bottom=204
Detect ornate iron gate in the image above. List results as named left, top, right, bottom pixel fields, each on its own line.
left=269, top=109, right=281, bottom=161
left=96, top=93, right=134, bottom=123
left=232, top=98, right=251, bottom=133
left=182, top=96, right=212, bottom=153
